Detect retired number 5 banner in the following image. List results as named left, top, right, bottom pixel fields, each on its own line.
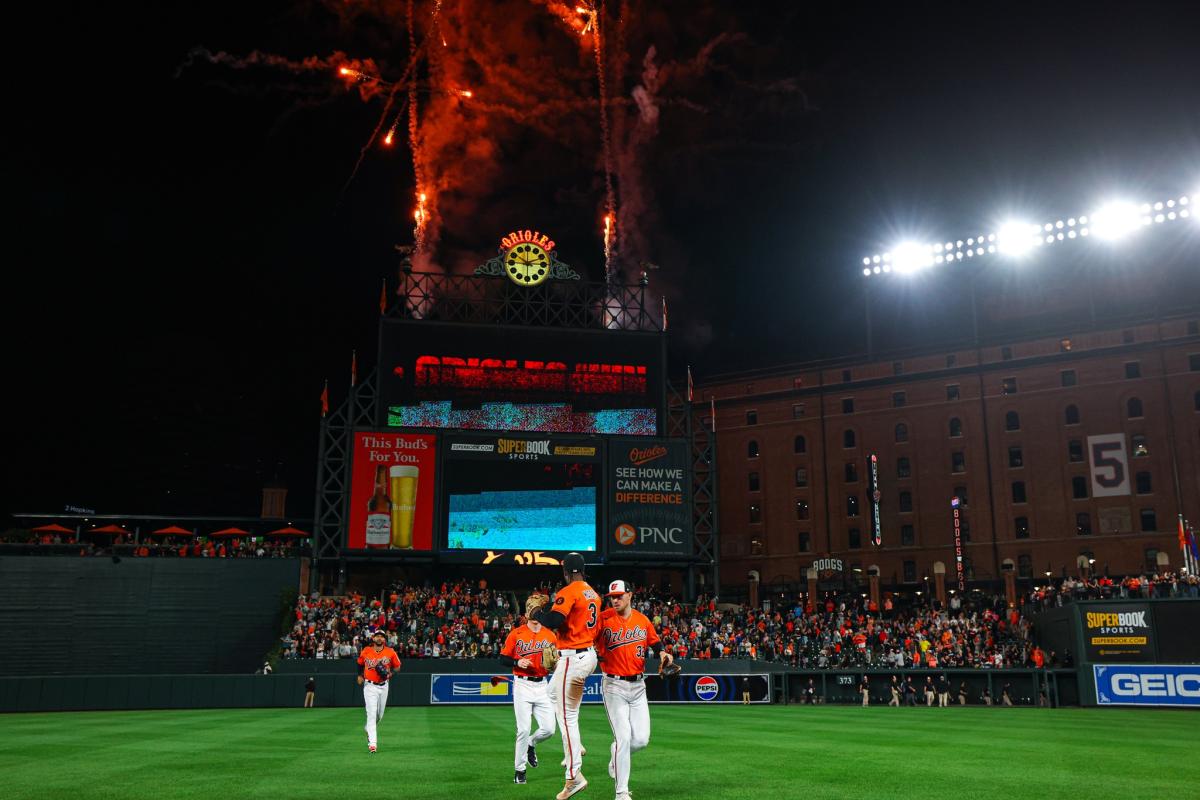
left=1088, top=433, right=1131, bottom=498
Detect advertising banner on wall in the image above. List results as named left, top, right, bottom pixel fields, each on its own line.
left=1094, top=664, right=1200, bottom=707
left=431, top=673, right=603, bottom=704
left=606, top=438, right=692, bottom=558
left=429, top=673, right=769, bottom=704
left=346, top=431, right=439, bottom=550
left=644, top=673, right=770, bottom=703
left=1082, top=603, right=1155, bottom=662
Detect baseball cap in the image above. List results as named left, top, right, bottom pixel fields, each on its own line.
left=606, top=579, right=631, bottom=596
left=562, top=552, right=587, bottom=573
left=371, top=628, right=387, bottom=637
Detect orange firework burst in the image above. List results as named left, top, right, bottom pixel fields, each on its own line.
left=456, top=88, right=473, bottom=98
left=603, top=212, right=616, bottom=279
left=413, top=191, right=429, bottom=251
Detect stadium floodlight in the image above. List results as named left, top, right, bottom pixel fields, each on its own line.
left=996, top=221, right=1038, bottom=256
left=890, top=241, right=933, bottom=274
left=857, top=188, right=1195, bottom=276
left=1088, top=201, right=1144, bottom=241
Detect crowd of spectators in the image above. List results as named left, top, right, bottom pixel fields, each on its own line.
left=1, top=532, right=308, bottom=559
left=1028, top=571, right=1199, bottom=610
left=282, top=580, right=515, bottom=660
left=282, top=581, right=1045, bottom=669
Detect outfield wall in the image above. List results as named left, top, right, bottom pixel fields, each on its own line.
left=0, top=557, right=300, bottom=676
left=0, top=669, right=1074, bottom=712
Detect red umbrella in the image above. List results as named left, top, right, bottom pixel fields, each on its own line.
left=149, top=525, right=194, bottom=536
left=209, top=527, right=250, bottom=538
left=89, top=524, right=129, bottom=535
left=265, top=526, right=310, bottom=537
left=32, top=524, right=74, bottom=534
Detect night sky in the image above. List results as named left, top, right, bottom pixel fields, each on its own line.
left=6, top=1, right=1199, bottom=521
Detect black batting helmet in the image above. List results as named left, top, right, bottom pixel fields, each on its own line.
left=562, top=552, right=587, bottom=574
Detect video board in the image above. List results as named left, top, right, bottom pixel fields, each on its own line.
left=440, top=433, right=602, bottom=562
left=380, top=321, right=664, bottom=436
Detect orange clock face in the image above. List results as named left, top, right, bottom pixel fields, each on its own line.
left=504, top=243, right=550, bottom=286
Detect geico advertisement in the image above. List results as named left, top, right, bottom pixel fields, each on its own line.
left=1094, top=665, right=1200, bottom=707
left=430, top=673, right=603, bottom=704
left=607, top=438, right=692, bottom=557
left=1083, top=603, right=1155, bottom=662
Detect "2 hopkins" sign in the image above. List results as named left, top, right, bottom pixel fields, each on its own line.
left=607, top=437, right=692, bottom=557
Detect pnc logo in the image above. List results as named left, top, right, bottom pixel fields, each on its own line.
left=614, top=524, right=637, bottom=545
left=695, top=675, right=719, bottom=701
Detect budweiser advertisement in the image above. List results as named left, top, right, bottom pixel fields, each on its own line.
left=347, top=432, right=439, bottom=551
left=606, top=437, right=692, bottom=558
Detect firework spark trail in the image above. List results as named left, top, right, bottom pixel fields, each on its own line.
left=407, top=0, right=429, bottom=256
left=591, top=0, right=617, bottom=283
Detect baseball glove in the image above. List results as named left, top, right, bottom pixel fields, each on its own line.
left=658, top=658, right=682, bottom=678
left=541, top=643, right=560, bottom=672
left=375, top=663, right=391, bottom=682
left=525, top=592, right=550, bottom=619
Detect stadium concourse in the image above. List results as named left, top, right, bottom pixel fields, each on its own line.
left=284, top=579, right=1049, bottom=669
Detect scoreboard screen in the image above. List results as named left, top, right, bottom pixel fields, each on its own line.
left=441, top=434, right=601, bottom=556
left=380, top=321, right=664, bottom=436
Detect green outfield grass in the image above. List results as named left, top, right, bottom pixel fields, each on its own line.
left=1, top=705, right=1196, bottom=800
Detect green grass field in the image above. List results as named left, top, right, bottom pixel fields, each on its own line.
left=2, top=705, right=1197, bottom=799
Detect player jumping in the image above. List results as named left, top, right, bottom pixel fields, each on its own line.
left=530, top=552, right=600, bottom=800
left=595, top=580, right=673, bottom=800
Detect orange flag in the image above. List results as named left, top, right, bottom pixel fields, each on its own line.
left=379, top=279, right=388, bottom=315
left=320, top=380, right=329, bottom=416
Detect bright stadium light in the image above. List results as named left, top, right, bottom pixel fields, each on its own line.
left=890, top=241, right=933, bottom=274
left=1088, top=200, right=1144, bottom=241
left=996, top=221, right=1038, bottom=256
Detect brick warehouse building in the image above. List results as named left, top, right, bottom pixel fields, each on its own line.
left=699, top=313, right=1200, bottom=599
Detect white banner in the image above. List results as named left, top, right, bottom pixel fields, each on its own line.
left=1088, top=433, right=1131, bottom=498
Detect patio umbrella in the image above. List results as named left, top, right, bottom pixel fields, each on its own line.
left=149, top=525, right=195, bottom=536
left=88, top=524, right=129, bottom=535
left=31, top=524, right=74, bottom=534
left=265, top=526, right=310, bottom=537
left=209, top=527, right=250, bottom=538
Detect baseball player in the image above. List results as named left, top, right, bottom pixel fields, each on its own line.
left=529, top=552, right=601, bottom=800
left=595, top=580, right=674, bottom=800
left=500, top=594, right=560, bottom=785
left=356, top=628, right=400, bottom=753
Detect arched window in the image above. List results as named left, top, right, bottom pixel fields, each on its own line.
left=1127, top=397, right=1143, bottom=418
left=747, top=440, right=759, bottom=458
left=794, top=435, right=806, bottom=454
left=843, top=429, right=856, bottom=449
left=899, top=491, right=913, bottom=513
left=1005, top=411, right=1020, bottom=431
left=949, top=417, right=963, bottom=438
left=895, top=423, right=909, bottom=443
left=1065, top=404, right=1080, bottom=425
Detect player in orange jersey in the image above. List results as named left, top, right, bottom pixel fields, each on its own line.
left=595, top=580, right=674, bottom=800
left=356, top=628, right=401, bottom=753
left=500, top=596, right=560, bottom=784
left=530, top=552, right=600, bottom=799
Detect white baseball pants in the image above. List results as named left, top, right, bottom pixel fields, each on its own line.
left=546, top=647, right=597, bottom=780
left=513, top=676, right=556, bottom=771
left=363, top=681, right=388, bottom=747
left=602, top=675, right=650, bottom=796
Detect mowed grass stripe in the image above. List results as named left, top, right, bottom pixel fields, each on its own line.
left=1, top=706, right=1197, bottom=800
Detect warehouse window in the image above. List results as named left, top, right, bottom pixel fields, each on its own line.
left=1068, top=440, right=1084, bottom=462
left=896, top=457, right=911, bottom=479
left=1076, top=513, right=1092, bottom=536
left=901, top=525, right=915, bottom=546
left=1015, top=517, right=1030, bottom=539
left=1127, top=397, right=1143, bottom=419
left=746, top=410, right=758, bottom=425
left=1140, top=509, right=1157, bottom=532
left=843, top=429, right=857, bottom=448
left=794, top=435, right=807, bottom=454
left=1061, top=370, right=1077, bottom=387
left=1072, top=476, right=1088, bottom=499
left=795, top=467, right=808, bottom=488
left=949, top=417, right=963, bottom=438
left=1005, top=410, right=1021, bottom=431
left=951, top=452, right=966, bottom=473
left=1012, top=481, right=1027, bottom=504
left=1008, top=446, right=1023, bottom=468
left=947, top=384, right=960, bottom=401
left=1065, top=405, right=1081, bottom=425
left=899, top=491, right=913, bottom=513
left=748, top=472, right=760, bottom=492
left=895, top=423, right=909, bottom=443
left=748, top=440, right=759, bottom=458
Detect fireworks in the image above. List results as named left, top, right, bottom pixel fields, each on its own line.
left=414, top=191, right=429, bottom=252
